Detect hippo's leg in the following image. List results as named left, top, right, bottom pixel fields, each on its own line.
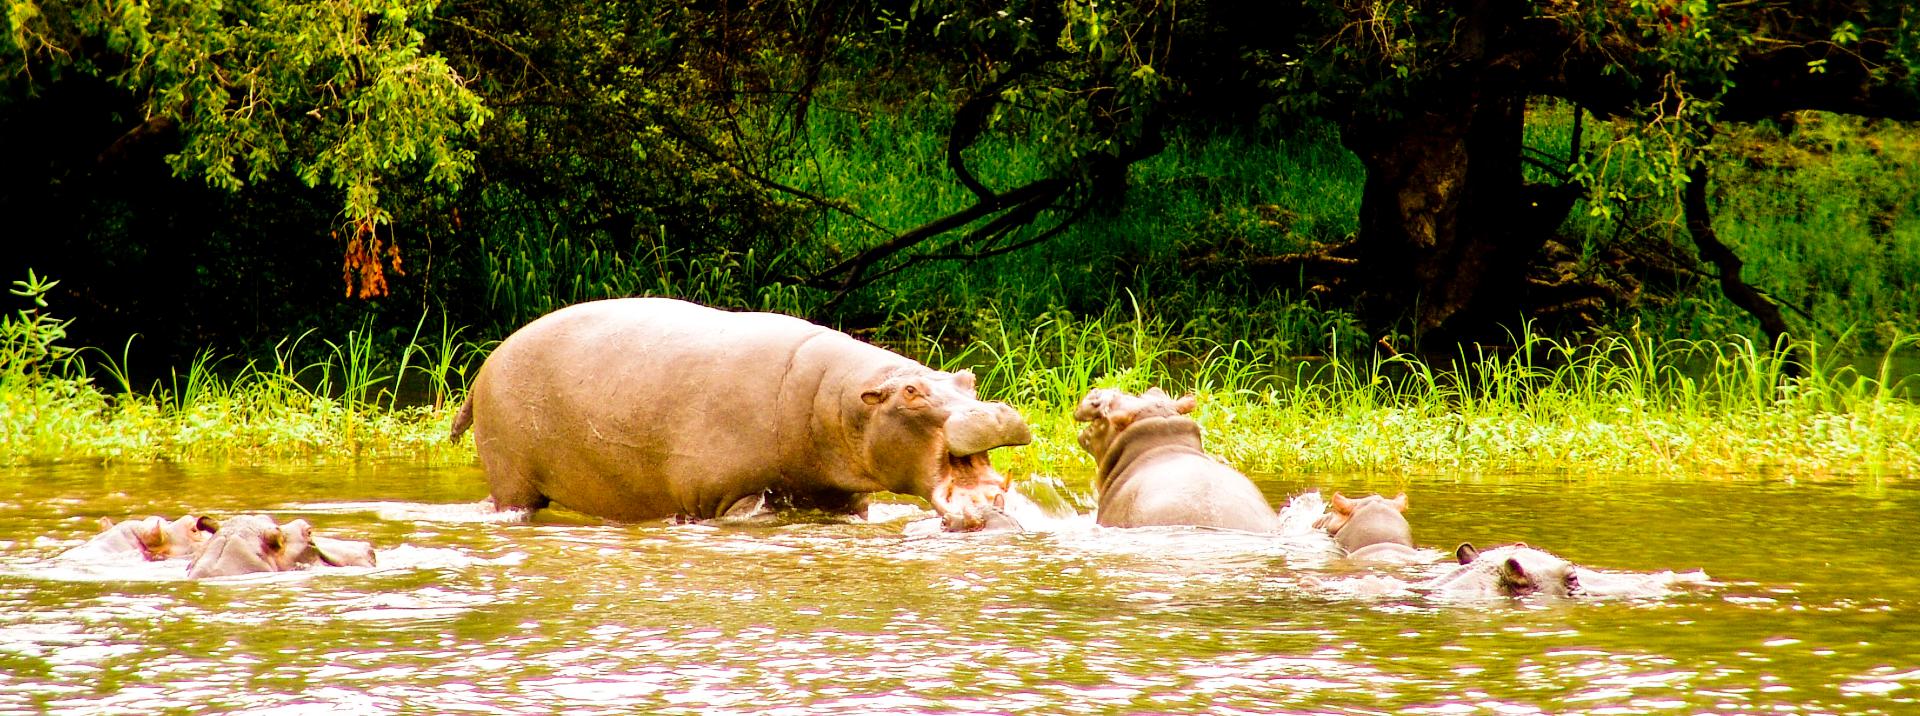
left=477, top=450, right=550, bottom=517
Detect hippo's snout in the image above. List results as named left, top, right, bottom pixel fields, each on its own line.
left=944, top=402, right=1032, bottom=457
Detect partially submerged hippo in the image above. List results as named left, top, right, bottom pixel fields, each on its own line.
left=451, top=297, right=1033, bottom=531
left=57, top=515, right=218, bottom=562
left=1314, top=492, right=1419, bottom=563
left=1418, top=542, right=1580, bottom=598
left=1073, top=387, right=1279, bottom=531
left=1310, top=542, right=1710, bottom=601
left=186, top=515, right=377, bottom=578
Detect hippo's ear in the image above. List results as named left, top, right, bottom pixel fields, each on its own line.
left=97, top=516, right=116, bottom=532
left=1143, top=387, right=1170, bottom=400
left=860, top=376, right=904, bottom=406
left=1389, top=493, right=1409, bottom=511
left=195, top=516, right=221, bottom=534
left=951, top=369, right=977, bottom=393
left=1173, top=394, right=1198, bottom=414
left=1455, top=542, right=1480, bottom=564
left=132, top=519, right=168, bottom=552
left=1499, top=558, right=1536, bottom=593
left=1329, top=492, right=1354, bottom=514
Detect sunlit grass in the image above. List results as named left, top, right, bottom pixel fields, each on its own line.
left=4, top=315, right=1916, bottom=478
left=910, top=305, right=1920, bottom=481
left=1, top=300, right=482, bottom=464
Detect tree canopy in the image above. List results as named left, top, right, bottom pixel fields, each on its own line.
left=4, top=0, right=1916, bottom=359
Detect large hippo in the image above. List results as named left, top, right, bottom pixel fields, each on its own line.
left=186, top=515, right=377, bottom=578
left=1418, top=543, right=1580, bottom=598
left=1314, top=492, right=1419, bottom=563
left=57, top=515, right=218, bottom=562
left=451, top=297, right=1033, bottom=531
left=1073, top=387, right=1279, bottom=531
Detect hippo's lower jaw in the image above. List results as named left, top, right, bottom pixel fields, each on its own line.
left=944, top=506, right=1024, bottom=533
left=930, top=453, right=1014, bottom=532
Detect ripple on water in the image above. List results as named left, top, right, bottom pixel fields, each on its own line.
left=5, top=468, right=1919, bottom=715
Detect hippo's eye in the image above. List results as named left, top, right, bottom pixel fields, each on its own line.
left=1565, top=573, right=1580, bottom=593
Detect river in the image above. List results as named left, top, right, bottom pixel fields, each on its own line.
left=2, top=462, right=1915, bottom=714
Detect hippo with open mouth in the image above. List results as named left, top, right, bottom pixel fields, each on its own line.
left=452, top=297, right=1033, bottom=531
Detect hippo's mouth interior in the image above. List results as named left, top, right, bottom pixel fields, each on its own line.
left=939, top=453, right=1002, bottom=493
left=931, top=453, right=1010, bottom=530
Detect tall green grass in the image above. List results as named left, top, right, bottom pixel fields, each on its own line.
left=898, top=300, right=1920, bottom=479
left=0, top=277, right=484, bottom=464
left=4, top=272, right=1916, bottom=479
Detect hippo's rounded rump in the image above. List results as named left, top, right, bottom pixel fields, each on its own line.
left=461, top=298, right=1030, bottom=526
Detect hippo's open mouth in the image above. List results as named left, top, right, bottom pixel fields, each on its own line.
left=930, top=453, right=1014, bottom=532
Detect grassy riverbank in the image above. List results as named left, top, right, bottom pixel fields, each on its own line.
left=6, top=292, right=1916, bottom=477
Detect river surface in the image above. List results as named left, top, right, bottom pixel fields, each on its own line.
left=1, top=462, right=1916, bottom=715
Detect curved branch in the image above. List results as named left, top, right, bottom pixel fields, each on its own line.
left=656, top=117, right=896, bottom=237
left=1683, top=161, right=1808, bottom=377
left=947, top=57, right=1055, bottom=201
left=803, top=175, right=1071, bottom=291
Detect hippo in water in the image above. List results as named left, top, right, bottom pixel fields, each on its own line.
left=1314, top=492, right=1420, bottom=563
left=57, top=515, right=218, bottom=562
left=186, top=515, right=377, bottom=578
left=1073, top=387, right=1279, bottom=531
left=451, top=298, right=1033, bottom=531
left=1418, top=543, right=1581, bottom=598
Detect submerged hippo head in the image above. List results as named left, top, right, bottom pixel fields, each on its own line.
left=186, top=515, right=377, bottom=578
left=64, top=515, right=219, bottom=561
left=1073, top=387, right=1197, bottom=464
left=1313, top=493, right=1409, bottom=534
left=1454, top=542, right=1581, bottom=597
left=1320, top=495, right=1413, bottom=556
left=858, top=369, right=1031, bottom=532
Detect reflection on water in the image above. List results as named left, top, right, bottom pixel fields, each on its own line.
left=1, top=462, right=1916, bottom=714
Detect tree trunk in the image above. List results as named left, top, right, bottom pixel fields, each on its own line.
left=1342, top=92, right=1568, bottom=347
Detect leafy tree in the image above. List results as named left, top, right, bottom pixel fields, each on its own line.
left=1245, top=0, right=1920, bottom=347
left=3, top=0, right=489, bottom=297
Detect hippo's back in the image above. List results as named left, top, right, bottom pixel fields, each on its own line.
left=468, top=297, right=884, bottom=520
left=1098, top=452, right=1280, bottom=532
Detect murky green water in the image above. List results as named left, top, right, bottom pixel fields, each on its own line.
left=2, top=463, right=1916, bottom=714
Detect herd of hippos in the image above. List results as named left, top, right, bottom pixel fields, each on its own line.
left=61, top=298, right=1699, bottom=598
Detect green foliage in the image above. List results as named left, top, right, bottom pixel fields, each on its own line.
left=0, top=273, right=478, bottom=463
left=3, top=0, right=489, bottom=291
left=6, top=271, right=1914, bottom=478
left=0, top=270, right=75, bottom=378
left=918, top=303, right=1920, bottom=481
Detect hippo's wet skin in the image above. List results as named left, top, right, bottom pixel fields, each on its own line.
left=453, top=298, right=1033, bottom=532
left=186, top=515, right=377, bottom=578
left=1315, top=492, right=1420, bottom=563
left=1073, top=387, right=1279, bottom=531
left=57, top=515, right=218, bottom=562
left=1419, top=543, right=1581, bottom=598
